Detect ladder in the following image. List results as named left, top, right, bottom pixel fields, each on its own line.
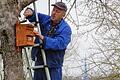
left=29, top=2, right=51, bottom=80
left=17, top=1, right=51, bottom=80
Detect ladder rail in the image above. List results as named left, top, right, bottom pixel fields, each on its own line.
left=23, top=48, right=33, bottom=80
left=33, top=1, right=51, bottom=80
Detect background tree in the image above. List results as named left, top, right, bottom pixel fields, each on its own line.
left=64, top=0, right=120, bottom=80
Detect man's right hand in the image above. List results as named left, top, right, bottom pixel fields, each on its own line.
left=33, top=30, right=44, bottom=41
left=23, top=8, right=33, bottom=18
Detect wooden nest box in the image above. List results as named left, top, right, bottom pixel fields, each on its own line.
left=16, top=22, right=35, bottom=47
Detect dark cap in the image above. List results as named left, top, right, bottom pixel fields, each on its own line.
left=51, top=2, right=67, bottom=12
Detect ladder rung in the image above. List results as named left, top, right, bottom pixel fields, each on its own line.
left=33, top=44, right=41, bottom=47
left=24, top=43, right=42, bottom=48
left=28, top=65, right=45, bottom=70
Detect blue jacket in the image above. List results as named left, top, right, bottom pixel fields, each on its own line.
left=28, top=13, right=72, bottom=68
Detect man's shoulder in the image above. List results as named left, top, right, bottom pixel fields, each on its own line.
left=61, top=19, right=71, bottom=30
left=60, top=19, right=69, bottom=26
left=58, top=19, right=71, bottom=33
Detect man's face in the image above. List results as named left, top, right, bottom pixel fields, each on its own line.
left=51, top=6, right=66, bottom=23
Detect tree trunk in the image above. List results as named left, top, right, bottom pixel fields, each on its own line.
left=0, top=0, right=35, bottom=80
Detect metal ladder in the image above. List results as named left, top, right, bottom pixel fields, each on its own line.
left=22, top=1, right=51, bottom=80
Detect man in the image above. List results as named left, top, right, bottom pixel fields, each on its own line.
left=24, top=2, right=71, bottom=80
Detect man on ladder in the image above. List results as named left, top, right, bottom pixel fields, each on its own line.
left=24, top=1, right=71, bottom=80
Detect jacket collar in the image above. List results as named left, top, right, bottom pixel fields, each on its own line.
left=50, top=18, right=64, bottom=29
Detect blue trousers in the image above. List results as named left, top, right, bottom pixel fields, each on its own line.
left=33, top=67, right=62, bottom=80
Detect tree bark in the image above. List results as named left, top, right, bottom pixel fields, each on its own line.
left=0, top=0, right=35, bottom=80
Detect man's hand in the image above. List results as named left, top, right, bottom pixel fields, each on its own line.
left=33, top=30, right=44, bottom=41
left=23, top=8, right=33, bottom=18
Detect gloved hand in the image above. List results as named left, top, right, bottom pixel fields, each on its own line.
left=23, top=8, right=33, bottom=18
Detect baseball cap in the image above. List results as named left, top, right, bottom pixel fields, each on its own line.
left=51, top=2, right=67, bottom=12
